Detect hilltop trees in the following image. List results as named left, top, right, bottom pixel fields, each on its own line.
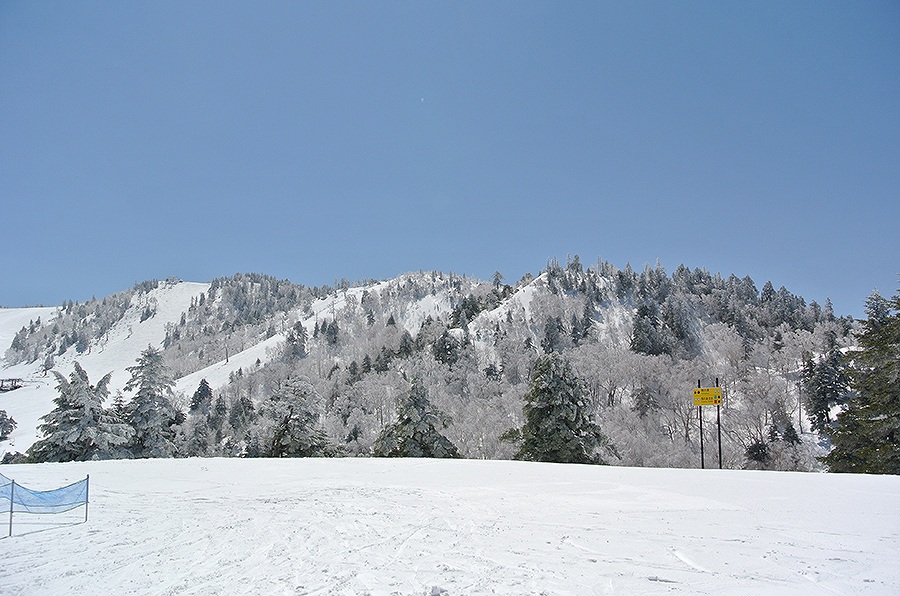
left=6, top=263, right=862, bottom=469
left=27, top=363, right=132, bottom=462
left=823, top=290, right=900, bottom=474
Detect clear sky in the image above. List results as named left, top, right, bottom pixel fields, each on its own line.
left=1, top=1, right=897, bottom=317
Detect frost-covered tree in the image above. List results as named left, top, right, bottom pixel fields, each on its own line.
left=189, top=378, right=214, bottom=414
left=508, top=353, right=609, bottom=464
left=125, top=346, right=181, bottom=458
left=285, top=321, right=308, bottom=359
left=373, top=378, right=460, bottom=458
left=801, top=338, right=850, bottom=433
left=432, top=330, right=460, bottom=367
left=265, top=375, right=334, bottom=457
left=0, top=410, right=17, bottom=441
left=27, top=362, right=132, bottom=462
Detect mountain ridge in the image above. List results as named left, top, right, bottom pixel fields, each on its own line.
left=1, top=261, right=852, bottom=468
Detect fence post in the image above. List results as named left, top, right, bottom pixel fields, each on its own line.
left=84, top=475, right=90, bottom=523
left=8, top=480, right=14, bottom=537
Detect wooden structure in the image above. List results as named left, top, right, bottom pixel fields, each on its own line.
left=0, top=379, right=24, bottom=392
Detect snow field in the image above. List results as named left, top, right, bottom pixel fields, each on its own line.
left=1, top=457, right=898, bottom=595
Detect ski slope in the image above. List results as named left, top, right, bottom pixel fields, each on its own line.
left=0, top=283, right=209, bottom=456
left=0, top=457, right=897, bottom=595
left=0, top=275, right=473, bottom=456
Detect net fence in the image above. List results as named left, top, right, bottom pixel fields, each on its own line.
left=1, top=472, right=88, bottom=514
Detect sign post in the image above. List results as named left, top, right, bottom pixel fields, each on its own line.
left=693, top=383, right=723, bottom=469
left=716, top=379, right=722, bottom=469
left=8, top=480, right=14, bottom=537
left=697, top=381, right=704, bottom=469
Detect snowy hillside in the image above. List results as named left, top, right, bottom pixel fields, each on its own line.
left=0, top=274, right=472, bottom=456
left=1, top=263, right=854, bottom=468
left=1, top=457, right=898, bottom=595
left=0, top=281, right=209, bottom=455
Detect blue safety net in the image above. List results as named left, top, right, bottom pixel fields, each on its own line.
left=0, top=472, right=88, bottom=514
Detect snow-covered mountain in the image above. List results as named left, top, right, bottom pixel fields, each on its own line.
left=1, top=262, right=851, bottom=467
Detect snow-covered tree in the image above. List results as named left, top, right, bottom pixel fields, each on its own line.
left=27, top=362, right=133, bottom=462
left=0, top=410, right=17, bottom=441
left=265, top=375, right=334, bottom=457
left=373, top=378, right=460, bottom=458
left=508, top=353, right=610, bottom=464
left=189, top=378, right=214, bottom=414
left=801, top=339, right=850, bottom=433
left=285, top=321, right=308, bottom=359
left=125, top=346, right=181, bottom=458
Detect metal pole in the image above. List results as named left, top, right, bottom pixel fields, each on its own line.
left=8, top=480, right=14, bottom=537
left=698, top=380, right=704, bottom=469
left=84, top=475, right=90, bottom=523
left=717, top=378, right=723, bottom=469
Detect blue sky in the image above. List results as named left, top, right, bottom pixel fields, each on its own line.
left=1, top=2, right=897, bottom=317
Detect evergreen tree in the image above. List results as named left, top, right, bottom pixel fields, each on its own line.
left=125, top=346, right=181, bottom=458
left=511, top=353, right=609, bottom=464
left=745, top=441, right=769, bottom=467
left=285, top=321, right=308, bottom=358
left=325, top=320, right=339, bottom=345
left=541, top=316, right=565, bottom=354
left=432, top=330, right=460, bottom=367
left=190, top=378, right=214, bottom=414
left=397, top=331, right=415, bottom=358
left=801, top=340, right=850, bottom=433
left=0, top=410, right=17, bottom=441
left=822, top=290, right=900, bottom=474
left=373, top=378, right=460, bottom=458
left=209, top=395, right=229, bottom=432
left=630, top=304, right=671, bottom=356
left=631, top=386, right=659, bottom=419
left=782, top=423, right=801, bottom=446
left=27, top=362, right=132, bottom=462
left=228, top=395, right=255, bottom=431
left=347, top=360, right=361, bottom=384
left=266, top=376, right=334, bottom=457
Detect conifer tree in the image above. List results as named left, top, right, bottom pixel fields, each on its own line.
left=266, top=376, right=334, bottom=457
left=27, top=362, right=132, bottom=462
left=125, top=346, right=181, bottom=458
left=285, top=321, right=308, bottom=358
left=373, top=378, right=460, bottom=458
left=190, top=378, right=214, bottom=414
left=511, top=353, right=609, bottom=464
left=0, top=410, right=16, bottom=440
left=801, top=337, right=850, bottom=433
left=823, top=290, right=900, bottom=474
left=432, top=330, right=460, bottom=367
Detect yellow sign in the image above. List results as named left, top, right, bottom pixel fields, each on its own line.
left=693, top=387, right=722, bottom=406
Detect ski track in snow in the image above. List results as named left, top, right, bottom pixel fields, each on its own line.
left=0, top=458, right=898, bottom=595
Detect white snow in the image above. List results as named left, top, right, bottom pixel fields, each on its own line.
left=0, top=306, right=58, bottom=354
left=1, top=457, right=897, bottom=595
left=0, top=282, right=208, bottom=455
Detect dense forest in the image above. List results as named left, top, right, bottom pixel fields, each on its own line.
left=7, top=258, right=892, bottom=474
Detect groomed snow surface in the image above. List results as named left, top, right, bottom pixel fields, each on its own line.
left=1, top=458, right=898, bottom=595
